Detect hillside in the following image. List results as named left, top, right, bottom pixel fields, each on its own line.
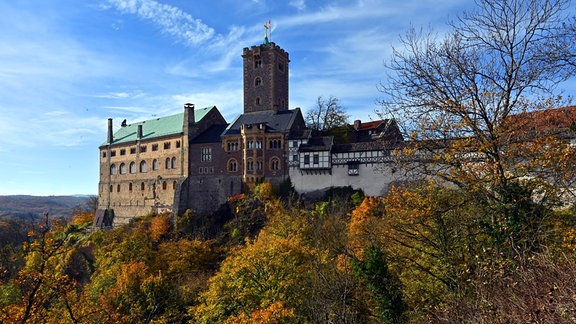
left=0, top=195, right=91, bottom=221
left=1, top=183, right=576, bottom=323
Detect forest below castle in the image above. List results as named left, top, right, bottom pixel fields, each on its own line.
left=1, top=180, right=576, bottom=323
left=2, top=0, right=576, bottom=322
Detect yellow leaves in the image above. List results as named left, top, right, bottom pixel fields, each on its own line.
left=255, top=182, right=275, bottom=200
left=193, top=209, right=315, bottom=322
left=24, top=251, right=43, bottom=270
left=70, top=210, right=94, bottom=226
left=116, top=261, right=149, bottom=292
left=348, top=196, right=386, bottom=253
left=149, top=213, right=171, bottom=243
left=561, top=228, right=576, bottom=252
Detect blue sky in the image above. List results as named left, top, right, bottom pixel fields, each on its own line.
left=0, top=0, right=572, bottom=196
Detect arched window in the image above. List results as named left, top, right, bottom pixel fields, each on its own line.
left=270, top=158, right=281, bottom=171
left=129, top=162, right=136, bottom=173
left=165, top=158, right=171, bottom=169
left=269, top=140, right=281, bottom=149
left=119, top=163, right=127, bottom=174
left=110, top=164, right=116, bottom=175
left=171, top=157, right=177, bottom=168
left=117, top=184, right=121, bottom=192
left=129, top=183, right=133, bottom=191
left=173, top=181, right=177, bottom=190
left=152, top=159, right=158, bottom=171
left=140, top=160, right=147, bottom=173
left=109, top=185, right=113, bottom=192
left=247, top=159, right=254, bottom=171
left=256, top=161, right=263, bottom=170
left=141, top=182, right=145, bottom=191
left=255, top=77, right=262, bottom=86
left=255, top=97, right=261, bottom=105
left=227, top=142, right=239, bottom=151
left=228, top=159, right=238, bottom=172
left=162, top=181, right=167, bottom=190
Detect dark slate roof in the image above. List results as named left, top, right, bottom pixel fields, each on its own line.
left=299, top=136, right=333, bottom=152
left=291, top=127, right=312, bottom=140
left=191, top=124, right=229, bottom=143
left=332, top=140, right=404, bottom=153
left=222, top=109, right=300, bottom=136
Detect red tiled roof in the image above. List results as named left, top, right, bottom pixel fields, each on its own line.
left=357, top=120, right=385, bottom=131
left=510, top=106, right=576, bottom=134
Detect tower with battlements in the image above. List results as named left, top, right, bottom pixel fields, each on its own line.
left=242, top=42, right=290, bottom=113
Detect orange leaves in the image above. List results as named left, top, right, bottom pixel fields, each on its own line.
left=149, top=213, right=171, bottom=243
left=228, top=301, right=296, bottom=324
left=70, top=210, right=94, bottom=226
left=348, top=196, right=386, bottom=252
left=116, top=261, right=149, bottom=293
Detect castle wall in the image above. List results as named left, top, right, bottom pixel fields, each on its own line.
left=176, top=174, right=243, bottom=216
left=290, top=162, right=402, bottom=197
left=98, top=133, right=186, bottom=225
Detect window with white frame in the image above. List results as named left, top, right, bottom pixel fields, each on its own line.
left=201, top=147, right=212, bottom=161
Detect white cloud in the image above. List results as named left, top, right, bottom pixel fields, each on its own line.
left=172, top=86, right=244, bottom=120
left=289, top=0, right=306, bottom=11
left=95, top=90, right=147, bottom=99
left=104, top=0, right=216, bottom=46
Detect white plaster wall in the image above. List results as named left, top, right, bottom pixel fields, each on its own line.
left=290, top=162, right=402, bottom=197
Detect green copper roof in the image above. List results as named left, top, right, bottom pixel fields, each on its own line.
left=101, top=106, right=214, bottom=146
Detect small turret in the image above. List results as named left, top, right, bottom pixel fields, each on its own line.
left=183, top=103, right=195, bottom=135
left=107, top=118, right=113, bottom=144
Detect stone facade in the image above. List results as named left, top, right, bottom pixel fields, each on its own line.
left=242, top=43, right=289, bottom=113
left=95, top=41, right=405, bottom=228
left=98, top=123, right=187, bottom=225
left=96, top=105, right=226, bottom=227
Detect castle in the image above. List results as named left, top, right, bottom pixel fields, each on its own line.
left=95, top=41, right=405, bottom=227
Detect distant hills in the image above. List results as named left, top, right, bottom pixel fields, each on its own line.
left=0, top=195, right=92, bottom=221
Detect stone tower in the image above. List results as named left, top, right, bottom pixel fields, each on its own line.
left=242, top=42, right=290, bottom=113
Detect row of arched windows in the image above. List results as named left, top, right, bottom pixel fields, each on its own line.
left=226, top=140, right=282, bottom=151
left=227, top=157, right=281, bottom=172
left=109, top=180, right=177, bottom=192
left=269, top=139, right=282, bottom=149
left=110, top=157, right=178, bottom=175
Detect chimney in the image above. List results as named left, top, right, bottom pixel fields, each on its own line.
left=183, top=103, right=195, bottom=134
left=353, top=120, right=361, bottom=131
left=137, top=124, right=143, bottom=139
left=107, top=118, right=113, bottom=144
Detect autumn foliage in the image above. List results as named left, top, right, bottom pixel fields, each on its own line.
left=2, top=176, right=576, bottom=323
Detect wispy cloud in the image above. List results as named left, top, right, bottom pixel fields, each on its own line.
left=289, top=0, right=306, bottom=11
left=172, top=87, right=244, bottom=120
left=103, top=0, right=216, bottom=46
left=0, top=108, right=103, bottom=149
left=102, top=0, right=251, bottom=74
left=95, top=90, right=147, bottom=99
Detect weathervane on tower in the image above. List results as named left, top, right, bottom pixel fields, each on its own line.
left=264, top=20, right=271, bottom=45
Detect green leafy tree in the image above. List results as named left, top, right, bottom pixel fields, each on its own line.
left=351, top=246, right=408, bottom=323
